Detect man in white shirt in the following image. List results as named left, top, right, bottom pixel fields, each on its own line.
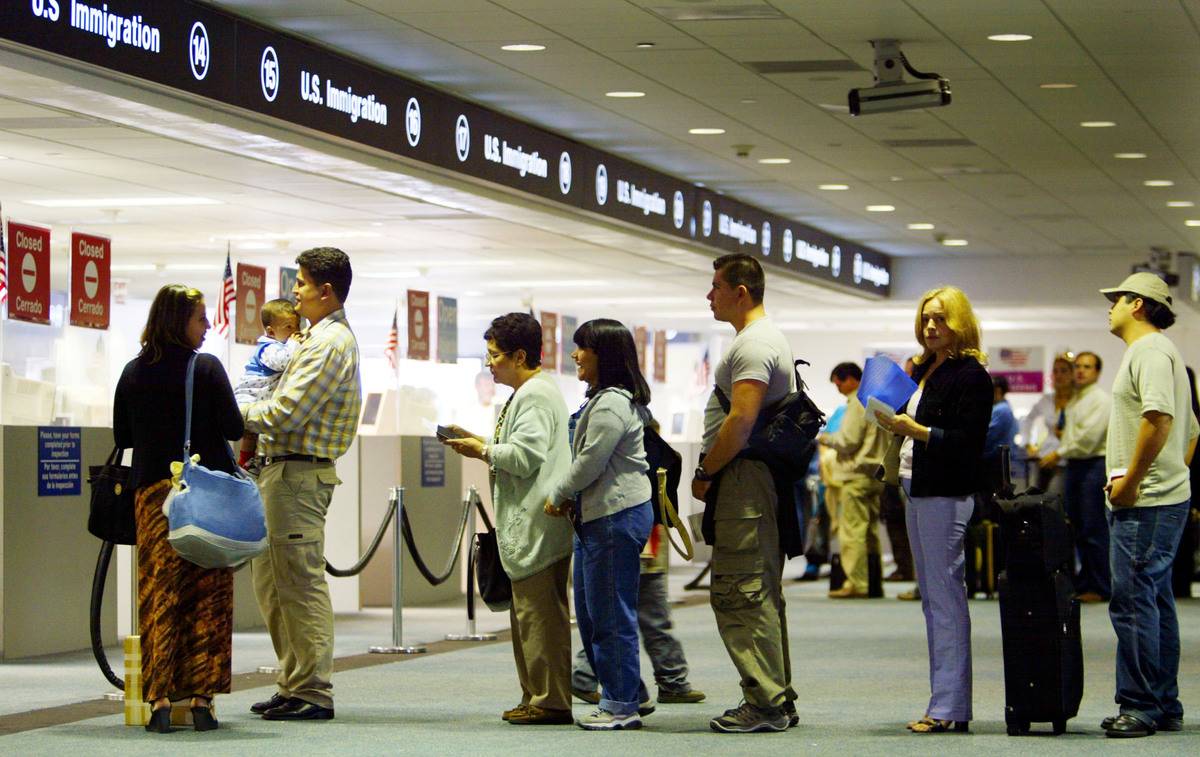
left=1040, top=351, right=1111, bottom=602
left=1096, top=272, right=1199, bottom=738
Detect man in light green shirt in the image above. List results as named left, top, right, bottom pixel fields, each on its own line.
left=1097, top=272, right=1200, bottom=739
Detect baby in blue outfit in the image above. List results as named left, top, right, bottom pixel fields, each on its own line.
left=235, top=298, right=300, bottom=466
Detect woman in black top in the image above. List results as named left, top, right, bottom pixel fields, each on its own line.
left=876, top=286, right=992, bottom=734
left=113, top=284, right=243, bottom=733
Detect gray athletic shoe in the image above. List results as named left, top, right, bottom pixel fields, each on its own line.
left=577, top=708, right=643, bottom=731
left=709, top=701, right=789, bottom=733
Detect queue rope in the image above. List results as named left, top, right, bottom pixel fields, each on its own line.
left=400, top=494, right=472, bottom=586
left=91, top=540, right=124, bottom=691
left=324, top=494, right=399, bottom=578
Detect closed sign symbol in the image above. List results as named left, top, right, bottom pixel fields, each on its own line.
left=413, top=308, right=425, bottom=339
left=245, top=290, right=258, bottom=324
left=84, top=260, right=100, bottom=299
left=21, top=252, right=37, bottom=292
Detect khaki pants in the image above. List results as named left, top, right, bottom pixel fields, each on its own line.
left=252, top=460, right=340, bottom=708
left=838, top=476, right=884, bottom=593
left=509, top=556, right=572, bottom=711
left=710, top=459, right=795, bottom=710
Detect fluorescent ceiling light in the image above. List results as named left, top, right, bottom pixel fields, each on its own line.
left=818, top=103, right=850, bottom=113
left=866, top=205, right=895, bottom=212
left=1080, top=121, right=1116, bottom=128
left=819, top=184, right=849, bottom=191
left=0, top=155, right=8, bottom=160
left=111, top=264, right=158, bottom=272
left=688, top=128, right=725, bottom=135
left=740, top=98, right=757, bottom=104
left=605, top=91, right=645, bottom=98
left=1040, top=83, right=1077, bottom=89
left=940, top=238, right=969, bottom=247
left=462, top=290, right=484, bottom=297
left=501, top=44, right=545, bottom=52
left=164, top=263, right=218, bottom=271
left=907, top=223, right=935, bottom=230
left=237, top=242, right=274, bottom=251
left=1166, top=201, right=1195, bottom=208
left=758, top=158, right=791, bottom=165
left=573, top=296, right=691, bottom=306
left=1186, top=220, right=1200, bottom=227
left=988, top=33, right=1033, bottom=41
left=214, top=231, right=383, bottom=241
left=489, top=280, right=608, bottom=288
left=360, top=271, right=421, bottom=279
left=1114, top=152, right=1146, bottom=159
left=27, top=196, right=221, bottom=208
left=1143, top=180, right=1175, bottom=187
left=636, top=42, right=655, bottom=49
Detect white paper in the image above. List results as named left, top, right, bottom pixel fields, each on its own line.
left=866, top=396, right=895, bottom=428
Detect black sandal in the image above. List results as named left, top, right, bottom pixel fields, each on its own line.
left=191, top=696, right=219, bottom=731
left=145, top=705, right=172, bottom=733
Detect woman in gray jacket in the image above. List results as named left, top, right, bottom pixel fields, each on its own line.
left=547, top=319, right=653, bottom=731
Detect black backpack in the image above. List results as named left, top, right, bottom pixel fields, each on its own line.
left=714, top=358, right=825, bottom=479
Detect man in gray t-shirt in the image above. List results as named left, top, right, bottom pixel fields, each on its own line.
left=1097, top=272, right=1200, bottom=739
left=692, top=253, right=797, bottom=734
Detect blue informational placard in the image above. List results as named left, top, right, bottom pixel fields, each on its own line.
left=421, top=436, right=446, bottom=488
left=38, top=426, right=83, bottom=497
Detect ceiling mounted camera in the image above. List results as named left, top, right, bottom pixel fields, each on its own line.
left=848, top=39, right=951, bottom=116
left=733, top=144, right=754, bottom=158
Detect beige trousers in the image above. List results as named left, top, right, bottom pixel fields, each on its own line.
left=838, top=476, right=884, bottom=593
left=509, top=556, right=572, bottom=711
left=252, top=460, right=340, bottom=709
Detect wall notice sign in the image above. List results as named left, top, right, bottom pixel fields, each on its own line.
left=540, top=312, right=558, bottom=372
left=407, top=290, right=430, bottom=360
left=38, top=426, right=82, bottom=497
left=560, top=315, right=577, bottom=373
left=993, top=346, right=1045, bottom=393
left=278, top=265, right=298, bottom=301
left=653, top=330, right=667, bottom=383
left=437, top=296, right=458, bottom=364
left=420, top=436, right=445, bottom=488
left=6, top=221, right=51, bottom=324
left=635, top=326, right=648, bottom=372
left=70, top=232, right=111, bottom=329
left=235, top=263, right=266, bottom=345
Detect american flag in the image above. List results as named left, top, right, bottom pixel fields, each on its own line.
left=384, top=307, right=399, bottom=369
left=0, top=203, right=7, bottom=308
left=695, top=346, right=711, bottom=388
left=213, top=250, right=234, bottom=337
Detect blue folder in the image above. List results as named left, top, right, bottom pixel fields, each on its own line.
left=857, top=355, right=918, bottom=411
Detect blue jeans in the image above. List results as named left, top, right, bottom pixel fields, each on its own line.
left=1107, top=500, right=1189, bottom=726
left=574, top=502, right=653, bottom=716
left=1065, top=457, right=1110, bottom=597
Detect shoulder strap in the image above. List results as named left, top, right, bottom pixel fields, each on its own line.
left=183, top=353, right=197, bottom=459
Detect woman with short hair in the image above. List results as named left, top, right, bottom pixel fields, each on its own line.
left=547, top=319, right=654, bottom=731
left=876, top=286, right=992, bottom=734
left=113, top=284, right=243, bottom=733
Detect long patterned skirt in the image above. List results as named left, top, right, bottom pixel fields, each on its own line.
left=135, top=479, right=233, bottom=702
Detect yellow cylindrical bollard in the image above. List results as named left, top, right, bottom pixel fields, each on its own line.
left=123, top=636, right=150, bottom=726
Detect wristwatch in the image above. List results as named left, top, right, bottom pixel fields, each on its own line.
left=694, top=464, right=712, bottom=482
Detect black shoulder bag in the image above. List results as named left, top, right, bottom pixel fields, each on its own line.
left=87, top=446, right=136, bottom=545
left=472, top=496, right=512, bottom=612
left=714, top=358, right=825, bottom=475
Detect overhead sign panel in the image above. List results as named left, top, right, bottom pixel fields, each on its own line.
left=0, top=0, right=891, bottom=296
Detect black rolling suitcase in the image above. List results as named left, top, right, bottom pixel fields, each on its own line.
left=994, top=446, right=1083, bottom=736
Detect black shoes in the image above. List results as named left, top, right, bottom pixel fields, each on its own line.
left=1102, top=713, right=1180, bottom=735
left=191, top=706, right=219, bottom=731
left=144, top=707, right=172, bottom=733
left=1104, top=713, right=1155, bottom=738
left=250, top=693, right=289, bottom=715
left=261, top=698, right=335, bottom=721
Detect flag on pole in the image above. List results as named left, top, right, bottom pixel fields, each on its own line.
left=384, top=306, right=399, bottom=369
left=214, top=249, right=235, bottom=337
left=0, top=202, right=8, bottom=308
left=695, top=346, right=711, bottom=389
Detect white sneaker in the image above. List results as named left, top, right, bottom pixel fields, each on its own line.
left=576, top=708, right=643, bottom=730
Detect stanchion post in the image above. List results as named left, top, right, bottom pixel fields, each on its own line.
left=446, top=486, right=497, bottom=642
left=370, top=486, right=427, bottom=654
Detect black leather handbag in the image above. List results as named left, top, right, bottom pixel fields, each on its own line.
left=472, top=496, right=511, bottom=612
left=87, top=446, right=136, bottom=545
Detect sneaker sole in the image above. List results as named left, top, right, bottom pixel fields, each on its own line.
left=577, top=718, right=643, bottom=731
left=709, top=719, right=788, bottom=734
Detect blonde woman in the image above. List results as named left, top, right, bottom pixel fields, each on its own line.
left=876, top=286, right=992, bottom=734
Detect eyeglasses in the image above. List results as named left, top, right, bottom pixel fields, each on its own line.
left=484, top=350, right=510, bottom=365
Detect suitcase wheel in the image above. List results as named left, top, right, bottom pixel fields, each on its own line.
left=1006, top=721, right=1030, bottom=736
left=1052, top=720, right=1066, bottom=735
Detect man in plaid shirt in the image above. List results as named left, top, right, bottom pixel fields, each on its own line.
left=242, top=247, right=361, bottom=722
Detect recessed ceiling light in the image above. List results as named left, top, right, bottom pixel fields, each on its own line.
left=1080, top=121, right=1116, bottom=128
left=907, top=223, right=935, bottom=230
left=1040, top=82, right=1077, bottom=89
left=605, top=91, right=645, bottom=98
left=757, top=158, right=791, bottom=164
left=688, top=127, right=725, bottom=135
left=1114, top=152, right=1147, bottom=159
left=988, top=33, right=1033, bottom=42
left=27, top=196, right=222, bottom=207
left=111, top=264, right=158, bottom=272
left=164, top=263, right=219, bottom=272
left=635, top=41, right=655, bottom=49
left=740, top=98, right=757, bottom=104
left=818, top=184, right=849, bottom=191
left=866, top=205, right=895, bottom=212
left=361, top=271, right=421, bottom=279
left=941, top=238, right=969, bottom=247
left=1186, top=220, right=1200, bottom=227
left=501, top=44, right=545, bottom=52
left=1144, top=180, right=1175, bottom=187
left=818, top=103, right=850, bottom=113
left=1167, top=201, right=1195, bottom=207
left=0, top=155, right=9, bottom=160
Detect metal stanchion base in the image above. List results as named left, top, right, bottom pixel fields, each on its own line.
left=444, top=633, right=498, bottom=642
left=369, top=645, right=427, bottom=654
left=103, top=692, right=124, bottom=702
left=257, top=665, right=281, bottom=674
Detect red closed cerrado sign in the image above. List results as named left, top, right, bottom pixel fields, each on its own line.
left=70, top=232, right=111, bottom=330
left=6, top=222, right=51, bottom=324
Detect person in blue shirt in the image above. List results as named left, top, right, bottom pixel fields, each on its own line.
left=984, top=375, right=1021, bottom=490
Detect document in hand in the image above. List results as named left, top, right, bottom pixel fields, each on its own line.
left=857, top=355, right=918, bottom=414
